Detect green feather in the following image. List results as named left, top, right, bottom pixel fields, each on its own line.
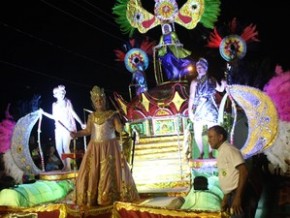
left=200, top=0, right=221, bottom=29
left=112, top=0, right=135, bottom=36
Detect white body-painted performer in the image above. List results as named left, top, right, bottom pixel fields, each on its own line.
left=41, top=85, right=85, bottom=171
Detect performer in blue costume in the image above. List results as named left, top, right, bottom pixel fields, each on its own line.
left=132, top=63, right=148, bottom=95
left=157, top=23, right=194, bottom=80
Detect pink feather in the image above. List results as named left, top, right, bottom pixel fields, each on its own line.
left=263, top=65, right=290, bottom=122
left=0, top=104, right=16, bottom=153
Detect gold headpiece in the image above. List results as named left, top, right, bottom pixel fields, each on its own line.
left=90, top=85, right=105, bottom=102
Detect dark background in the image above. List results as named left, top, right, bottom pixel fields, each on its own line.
left=1, top=0, right=289, bottom=126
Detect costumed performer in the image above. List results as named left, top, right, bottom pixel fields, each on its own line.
left=263, top=65, right=290, bottom=173
left=188, top=58, right=226, bottom=159
left=131, top=63, right=148, bottom=96
left=157, top=23, right=193, bottom=80
left=45, top=145, right=62, bottom=171
left=180, top=175, right=223, bottom=211
left=70, top=85, right=139, bottom=207
left=41, top=85, right=86, bottom=171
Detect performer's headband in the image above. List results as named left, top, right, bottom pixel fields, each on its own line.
left=196, top=58, right=208, bottom=70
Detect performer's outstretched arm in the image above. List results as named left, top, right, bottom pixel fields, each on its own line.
left=39, top=108, right=55, bottom=120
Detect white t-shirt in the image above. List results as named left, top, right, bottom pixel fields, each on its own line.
left=217, top=141, right=245, bottom=194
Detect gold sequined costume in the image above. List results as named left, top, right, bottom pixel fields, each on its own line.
left=75, top=111, right=139, bottom=206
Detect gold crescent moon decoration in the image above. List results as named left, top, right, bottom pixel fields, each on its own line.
left=228, top=85, right=279, bottom=158
left=11, top=110, right=42, bottom=175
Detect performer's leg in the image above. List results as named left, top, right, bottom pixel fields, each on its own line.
left=183, top=123, right=192, bottom=160
left=63, top=133, right=72, bottom=171
left=194, top=122, right=204, bottom=159
left=55, top=129, right=65, bottom=169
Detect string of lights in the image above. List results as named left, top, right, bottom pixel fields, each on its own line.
left=0, top=21, right=128, bottom=78
left=70, top=0, right=120, bottom=28
left=0, top=59, right=91, bottom=88
left=39, top=0, right=125, bottom=43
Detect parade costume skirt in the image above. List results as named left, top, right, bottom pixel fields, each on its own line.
left=75, top=138, right=139, bottom=207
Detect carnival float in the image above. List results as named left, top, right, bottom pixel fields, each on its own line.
left=0, top=0, right=289, bottom=217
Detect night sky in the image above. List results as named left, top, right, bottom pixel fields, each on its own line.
left=1, top=0, right=289, bottom=122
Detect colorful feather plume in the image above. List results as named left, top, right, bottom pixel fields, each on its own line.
left=112, top=0, right=135, bottom=36
left=0, top=104, right=15, bottom=154
left=206, top=17, right=260, bottom=48
left=114, top=37, right=156, bottom=62
left=263, top=65, right=290, bottom=122
left=200, top=0, right=221, bottom=29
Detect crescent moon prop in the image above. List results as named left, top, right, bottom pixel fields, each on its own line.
left=11, top=110, right=42, bottom=175
left=219, top=35, right=247, bottom=61
left=226, top=85, right=279, bottom=159
left=124, top=48, right=149, bottom=73
left=218, top=90, right=237, bottom=144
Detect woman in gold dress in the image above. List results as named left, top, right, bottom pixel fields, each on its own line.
left=70, top=85, right=139, bottom=207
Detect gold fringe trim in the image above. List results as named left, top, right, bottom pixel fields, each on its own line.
left=0, top=203, right=114, bottom=218
left=0, top=202, right=230, bottom=217
left=112, top=201, right=229, bottom=218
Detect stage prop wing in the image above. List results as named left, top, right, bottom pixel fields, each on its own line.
left=176, top=0, right=220, bottom=29
left=11, top=110, right=42, bottom=175
left=113, top=0, right=160, bottom=35
left=113, top=0, right=221, bottom=36
left=226, top=85, right=279, bottom=159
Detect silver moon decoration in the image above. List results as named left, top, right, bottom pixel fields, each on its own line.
left=10, top=110, right=42, bottom=175
left=226, top=85, right=279, bottom=159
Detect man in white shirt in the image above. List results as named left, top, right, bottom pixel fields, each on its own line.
left=207, top=125, right=249, bottom=217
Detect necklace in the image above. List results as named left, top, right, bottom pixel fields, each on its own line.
left=93, top=110, right=115, bottom=124
left=197, top=75, right=207, bottom=84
